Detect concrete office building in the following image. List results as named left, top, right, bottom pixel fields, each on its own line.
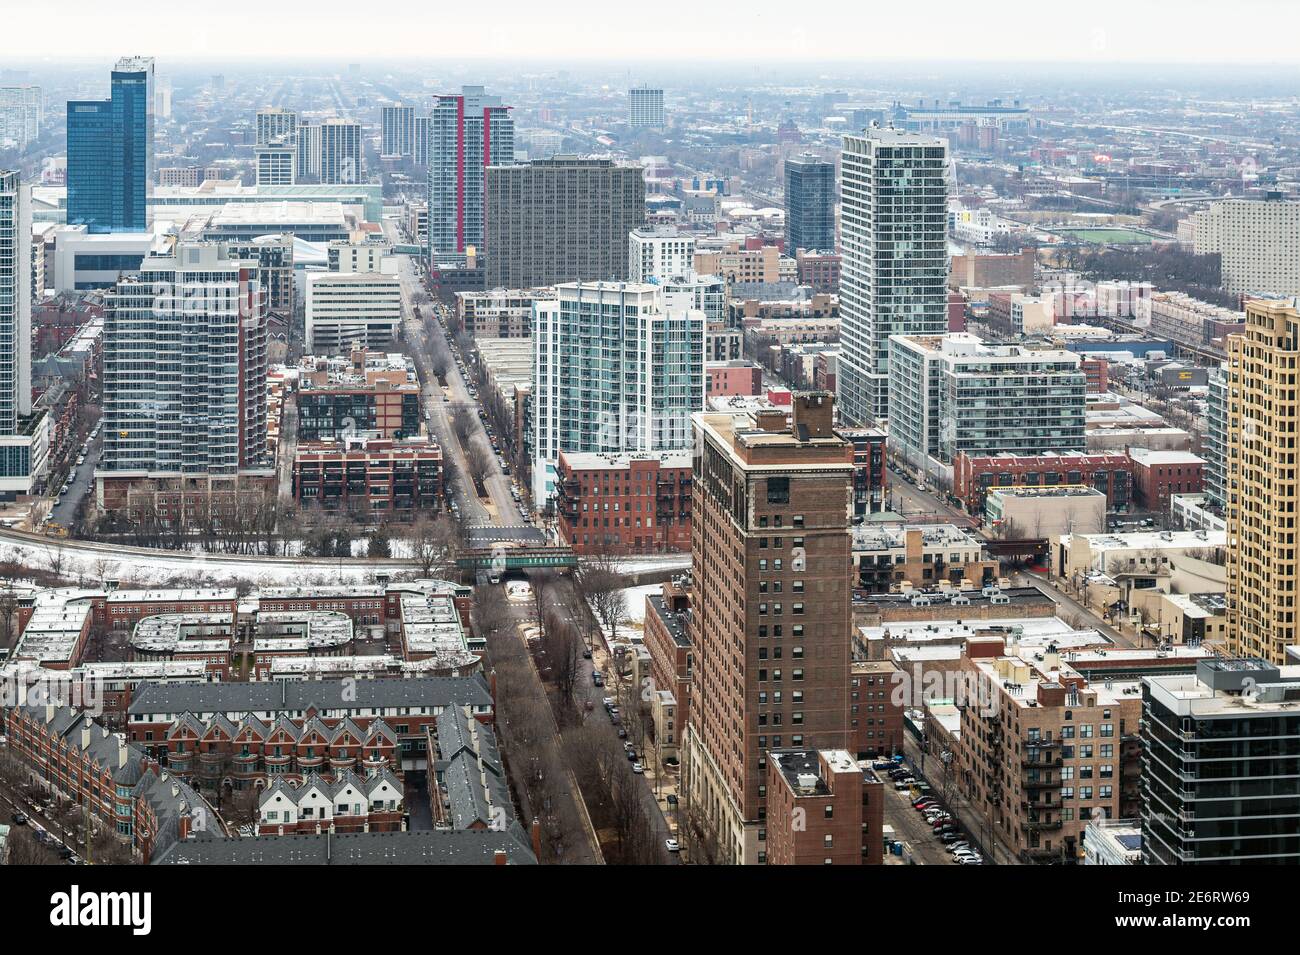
left=628, top=85, right=665, bottom=128
left=97, top=241, right=270, bottom=509
left=381, top=104, right=416, bottom=158
left=306, top=269, right=403, bottom=354
left=1226, top=299, right=1300, bottom=664
left=485, top=156, right=645, bottom=289
left=785, top=153, right=836, bottom=254
left=66, top=57, right=154, bottom=234
left=683, top=394, right=854, bottom=865
left=1141, top=658, right=1300, bottom=864
left=888, top=333, right=1086, bottom=485
left=328, top=238, right=391, bottom=274
left=318, top=119, right=363, bottom=185
left=531, top=282, right=704, bottom=503
left=428, top=86, right=514, bottom=257
left=838, top=128, right=949, bottom=424
left=985, top=485, right=1107, bottom=538
left=1193, top=194, right=1300, bottom=296
left=0, top=169, right=39, bottom=498
left=629, top=227, right=696, bottom=283
left=456, top=287, right=554, bottom=339
left=254, top=140, right=295, bottom=186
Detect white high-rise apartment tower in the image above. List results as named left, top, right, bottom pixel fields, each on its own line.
left=0, top=169, right=37, bottom=499
left=99, top=242, right=269, bottom=482
left=838, top=127, right=949, bottom=424
left=629, top=227, right=696, bottom=283
left=532, top=282, right=705, bottom=502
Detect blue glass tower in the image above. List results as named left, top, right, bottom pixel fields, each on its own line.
left=67, top=57, right=154, bottom=233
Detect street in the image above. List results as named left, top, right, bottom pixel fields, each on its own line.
left=48, top=430, right=102, bottom=528
left=385, top=221, right=520, bottom=530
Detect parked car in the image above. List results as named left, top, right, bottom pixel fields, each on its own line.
left=631, top=762, right=644, bottom=774
left=665, top=838, right=680, bottom=853
left=10, top=812, right=27, bottom=825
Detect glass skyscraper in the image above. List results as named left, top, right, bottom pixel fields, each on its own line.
left=784, top=153, right=836, bottom=254
left=67, top=56, right=154, bottom=234
left=428, top=86, right=514, bottom=257
left=838, top=128, right=949, bottom=424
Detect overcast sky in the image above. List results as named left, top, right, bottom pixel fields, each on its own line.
left=9, top=0, right=1300, bottom=64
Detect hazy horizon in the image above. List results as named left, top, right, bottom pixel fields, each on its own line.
left=9, top=0, right=1300, bottom=66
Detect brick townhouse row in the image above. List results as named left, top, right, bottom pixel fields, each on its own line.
left=4, top=703, right=220, bottom=862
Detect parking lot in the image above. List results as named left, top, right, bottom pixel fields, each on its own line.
left=876, top=757, right=988, bottom=866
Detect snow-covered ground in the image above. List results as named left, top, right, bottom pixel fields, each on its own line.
left=0, top=537, right=402, bottom=587
left=586, top=582, right=662, bottom=643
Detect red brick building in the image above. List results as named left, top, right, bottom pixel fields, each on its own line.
left=953, top=451, right=1134, bottom=515
left=1081, top=357, right=1110, bottom=393
left=152, top=711, right=402, bottom=792
left=839, top=427, right=888, bottom=517
left=706, top=360, right=762, bottom=398
left=555, top=450, right=692, bottom=554
left=4, top=703, right=220, bottom=862
left=795, top=251, right=840, bottom=293
left=1127, top=448, right=1204, bottom=513
left=947, top=290, right=968, bottom=331
left=643, top=577, right=693, bottom=731
left=764, top=749, right=884, bottom=865
left=292, top=435, right=443, bottom=519
left=851, top=660, right=904, bottom=757
left=126, top=677, right=495, bottom=777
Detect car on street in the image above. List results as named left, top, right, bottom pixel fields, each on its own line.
left=631, top=763, right=644, bottom=774
left=10, top=812, right=27, bottom=825
left=665, top=838, right=679, bottom=853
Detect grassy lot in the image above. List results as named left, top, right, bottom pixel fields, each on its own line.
left=1055, top=227, right=1155, bottom=244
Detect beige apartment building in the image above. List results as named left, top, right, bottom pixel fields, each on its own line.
left=694, top=242, right=780, bottom=285
left=681, top=393, right=854, bottom=865
left=957, top=639, right=1142, bottom=864
left=1225, top=298, right=1300, bottom=664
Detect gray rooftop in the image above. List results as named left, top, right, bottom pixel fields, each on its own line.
left=129, top=675, right=492, bottom=716
left=152, top=828, right=536, bottom=865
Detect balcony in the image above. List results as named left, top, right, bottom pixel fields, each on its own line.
left=1021, top=798, right=1063, bottom=811
left=1022, top=776, right=1060, bottom=790
left=1022, top=757, right=1064, bottom=769
left=1021, top=817, right=1063, bottom=832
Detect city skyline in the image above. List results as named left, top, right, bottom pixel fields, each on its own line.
left=0, top=0, right=1294, bottom=896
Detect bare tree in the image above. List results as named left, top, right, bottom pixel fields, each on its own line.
left=408, top=514, right=462, bottom=579
left=4, top=827, right=59, bottom=865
